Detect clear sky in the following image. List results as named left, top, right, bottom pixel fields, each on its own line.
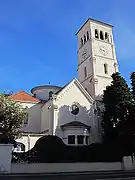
left=0, top=0, right=134, bottom=94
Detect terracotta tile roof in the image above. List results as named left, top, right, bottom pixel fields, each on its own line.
left=9, top=90, right=40, bottom=103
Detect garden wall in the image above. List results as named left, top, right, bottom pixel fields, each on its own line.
left=11, top=162, right=122, bottom=173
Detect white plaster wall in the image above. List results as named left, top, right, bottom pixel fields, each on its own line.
left=16, top=135, right=43, bottom=152
left=11, top=162, right=122, bottom=173
left=78, top=56, right=93, bottom=83
left=56, top=82, right=93, bottom=127
left=24, top=103, right=42, bottom=133
left=17, top=101, right=36, bottom=108
left=52, top=81, right=98, bottom=143
left=81, top=79, right=95, bottom=98
left=41, top=101, right=51, bottom=132
left=29, top=136, right=42, bottom=149
left=32, top=87, right=61, bottom=101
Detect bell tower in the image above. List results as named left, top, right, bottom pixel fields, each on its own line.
left=76, top=18, right=118, bottom=98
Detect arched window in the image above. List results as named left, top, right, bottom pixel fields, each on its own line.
left=87, top=31, right=89, bottom=40
left=95, top=29, right=99, bottom=39
left=84, top=67, right=87, bottom=77
left=80, top=38, right=83, bottom=47
left=14, top=142, right=25, bottom=152
left=84, top=35, right=86, bottom=43
left=105, top=32, right=109, bottom=42
left=104, top=63, right=108, bottom=74
left=100, top=31, right=104, bottom=40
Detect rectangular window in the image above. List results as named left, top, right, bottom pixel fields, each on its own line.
left=84, top=67, right=87, bottom=78
left=68, top=135, right=75, bottom=145
left=77, top=135, right=84, bottom=145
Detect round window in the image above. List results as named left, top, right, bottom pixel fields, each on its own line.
left=70, top=104, right=79, bottom=115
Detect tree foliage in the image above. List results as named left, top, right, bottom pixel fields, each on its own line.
left=131, top=72, right=135, bottom=102
left=0, top=95, right=27, bottom=144
left=102, top=72, right=133, bottom=144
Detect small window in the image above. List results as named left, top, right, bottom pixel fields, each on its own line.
left=104, top=63, right=108, bottom=74
left=95, top=29, right=99, bottom=39
left=77, top=135, right=84, bottom=145
left=105, top=32, right=109, bottom=42
left=100, top=31, right=104, bottom=40
left=70, top=104, right=79, bottom=115
left=80, top=38, right=83, bottom=47
left=84, top=67, right=87, bottom=78
left=68, top=135, right=75, bottom=144
left=87, top=31, right=89, bottom=40
left=84, top=35, right=86, bottom=43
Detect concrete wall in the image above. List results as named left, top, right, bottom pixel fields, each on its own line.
left=11, top=162, right=122, bottom=174
left=0, top=144, right=13, bottom=173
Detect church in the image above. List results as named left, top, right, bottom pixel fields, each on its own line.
left=10, top=18, right=119, bottom=152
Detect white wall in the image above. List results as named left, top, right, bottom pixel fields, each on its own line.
left=24, top=103, right=42, bottom=133
left=51, top=80, right=99, bottom=143
left=11, top=162, right=122, bottom=174
left=56, top=81, right=92, bottom=127
left=41, top=101, right=51, bottom=132
left=17, top=101, right=37, bottom=108
left=16, top=134, right=43, bottom=151
left=16, top=101, right=42, bottom=133
left=32, top=86, right=61, bottom=101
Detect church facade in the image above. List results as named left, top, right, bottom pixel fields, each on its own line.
left=10, top=18, right=118, bottom=152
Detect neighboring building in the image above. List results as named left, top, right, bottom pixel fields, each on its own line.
left=10, top=18, right=118, bottom=152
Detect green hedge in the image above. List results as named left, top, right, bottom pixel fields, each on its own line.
left=12, top=135, right=123, bottom=163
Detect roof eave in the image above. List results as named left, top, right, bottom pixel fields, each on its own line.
left=75, top=18, right=113, bottom=35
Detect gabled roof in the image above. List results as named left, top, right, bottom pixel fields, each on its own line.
left=9, top=91, right=40, bottom=103
left=56, top=78, right=94, bottom=104
left=61, top=121, right=91, bottom=128
left=41, top=78, right=94, bottom=110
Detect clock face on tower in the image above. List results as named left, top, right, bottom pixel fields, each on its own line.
left=99, top=45, right=108, bottom=56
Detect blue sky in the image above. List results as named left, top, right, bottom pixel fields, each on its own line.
left=0, top=0, right=135, bottom=94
